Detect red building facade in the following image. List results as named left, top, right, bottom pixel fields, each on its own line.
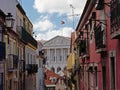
left=75, top=0, right=120, bottom=90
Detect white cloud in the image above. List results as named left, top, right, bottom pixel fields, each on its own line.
left=33, top=16, right=54, bottom=32
left=32, top=0, right=87, bottom=40
left=33, top=0, right=87, bottom=15
left=35, top=27, right=73, bottom=40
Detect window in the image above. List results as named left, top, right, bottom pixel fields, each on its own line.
left=51, top=77, right=56, bottom=83
left=0, top=73, right=3, bottom=90
left=57, top=67, right=61, bottom=72
left=95, top=67, right=98, bottom=87
left=20, top=18, right=22, bottom=27
left=51, top=67, right=55, bottom=72
left=102, top=66, right=106, bottom=90
left=23, top=18, right=25, bottom=28
left=19, top=47, right=23, bottom=60
left=8, top=80, right=12, bottom=90
left=60, top=56, right=62, bottom=61
left=30, top=54, right=33, bottom=64
left=26, top=53, right=29, bottom=64
left=110, top=57, right=116, bottom=90
left=54, top=56, right=55, bottom=62
left=0, top=27, right=2, bottom=41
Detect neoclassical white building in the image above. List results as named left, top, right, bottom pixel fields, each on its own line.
left=42, top=36, right=70, bottom=75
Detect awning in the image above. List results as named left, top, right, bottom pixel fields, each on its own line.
left=67, top=53, right=75, bottom=70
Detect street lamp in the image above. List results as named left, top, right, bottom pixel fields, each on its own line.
left=5, top=13, right=15, bottom=28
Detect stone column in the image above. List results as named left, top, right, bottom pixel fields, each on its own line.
left=46, top=49, right=50, bottom=67
left=54, top=48, right=56, bottom=63
left=68, top=48, right=70, bottom=55
left=61, top=48, right=63, bottom=62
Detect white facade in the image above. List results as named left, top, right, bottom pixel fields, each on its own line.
left=36, top=41, right=45, bottom=90
left=25, top=46, right=36, bottom=64
left=42, top=36, right=70, bottom=75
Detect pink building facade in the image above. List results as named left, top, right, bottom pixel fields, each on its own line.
left=75, top=0, right=120, bottom=90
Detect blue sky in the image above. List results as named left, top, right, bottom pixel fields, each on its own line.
left=20, top=0, right=87, bottom=40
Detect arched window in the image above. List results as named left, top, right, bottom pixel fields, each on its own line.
left=51, top=67, right=55, bottom=72
left=57, top=67, right=61, bottom=72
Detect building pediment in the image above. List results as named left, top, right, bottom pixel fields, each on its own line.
left=43, top=36, right=70, bottom=48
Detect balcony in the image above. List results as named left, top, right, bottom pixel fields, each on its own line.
left=79, top=40, right=86, bottom=55
left=78, top=39, right=89, bottom=57
left=26, top=64, right=38, bottom=74
left=94, top=24, right=106, bottom=53
left=8, top=54, right=18, bottom=72
left=110, top=0, right=120, bottom=39
left=17, top=26, right=37, bottom=48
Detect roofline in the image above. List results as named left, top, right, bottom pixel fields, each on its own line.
left=16, top=3, right=33, bottom=26
left=43, top=35, right=70, bottom=45
left=76, top=0, right=96, bottom=31
left=16, top=3, right=26, bottom=15
left=0, top=9, right=5, bottom=17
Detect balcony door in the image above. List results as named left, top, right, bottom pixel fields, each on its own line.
left=0, top=73, right=3, bottom=90
left=110, top=57, right=116, bottom=90
left=102, top=66, right=106, bottom=90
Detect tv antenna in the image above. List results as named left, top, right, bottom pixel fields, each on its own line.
left=70, top=4, right=75, bottom=29
left=61, top=4, right=80, bottom=30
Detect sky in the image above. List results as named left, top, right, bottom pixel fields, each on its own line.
left=20, top=0, right=87, bottom=40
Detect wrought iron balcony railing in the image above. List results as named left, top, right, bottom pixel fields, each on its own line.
left=94, top=24, right=106, bottom=53
left=79, top=40, right=86, bottom=56
left=26, top=64, right=38, bottom=74
left=8, top=54, right=18, bottom=72
left=77, top=39, right=89, bottom=57
left=110, top=0, right=120, bottom=39
left=17, top=26, right=37, bottom=48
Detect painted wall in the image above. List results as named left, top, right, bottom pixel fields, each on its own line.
left=77, top=0, right=120, bottom=90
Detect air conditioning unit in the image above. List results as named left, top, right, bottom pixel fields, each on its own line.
left=95, top=0, right=104, bottom=10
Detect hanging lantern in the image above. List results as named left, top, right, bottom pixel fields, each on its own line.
left=5, top=13, right=15, bottom=28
